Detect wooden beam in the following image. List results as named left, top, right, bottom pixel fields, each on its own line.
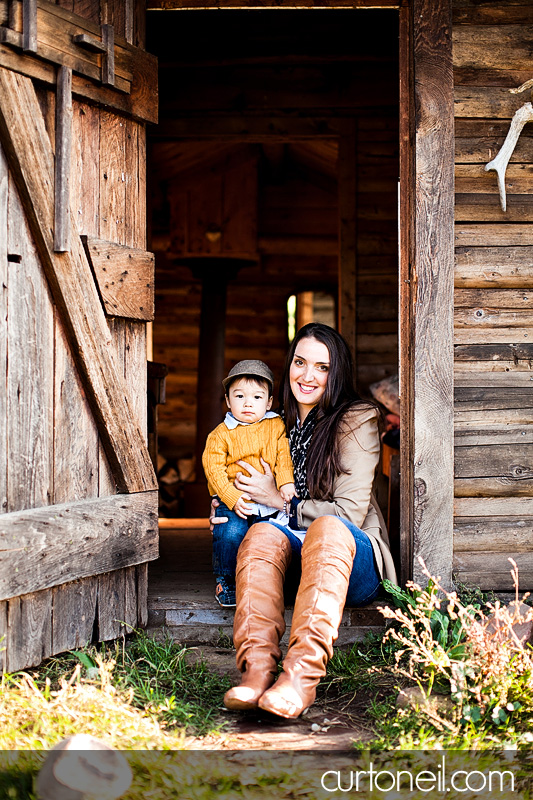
left=54, top=65, right=72, bottom=253
left=0, top=493, right=158, bottom=600
left=82, top=236, right=155, bottom=320
left=148, top=0, right=400, bottom=7
left=0, top=66, right=157, bottom=493
left=22, top=0, right=37, bottom=53
left=398, top=2, right=413, bottom=587
left=338, top=120, right=357, bottom=366
left=152, top=116, right=342, bottom=141
left=258, top=235, right=337, bottom=256
left=411, top=0, right=455, bottom=589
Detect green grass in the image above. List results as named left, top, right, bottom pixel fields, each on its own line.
left=33, top=631, right=232, bottom=739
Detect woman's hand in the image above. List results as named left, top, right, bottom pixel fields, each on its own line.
left=234, top=458, right=284, bottom=509
left=209, top=497, right=228, bottom=532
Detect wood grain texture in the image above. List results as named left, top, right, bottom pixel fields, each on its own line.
left=99, top=110, right=126, bottom=245
left=455, top=288, right=533, bottom=308
left=398, top=2, right=414, bottom=586
left=455, top=423, right=533, bottom=446
left=51, top=576, right=98, bottom=653
left=7, top=170, right=54, bottom=513
left=98, top=569, right=125, bottom=640
left=0, top=491, right=158, bottom=600
left=6, top=589, right=52, bottom=672
left=71, top=100, right=100, bottom=237
left=454, top=87, right=526, bottom=120
left=454, top=327, right=533, bottom=345
left=54, top=66, right=72, bottom=252
left=0, top=144, right=7, bottom=516
left=136, top=562, right=148, bottom=627
left=412, top=0, right=455, bottom=588
left=456, top=224, right=533, bottom=248
left=455, top=496, right=533, bottom=516
left=53, top=310, right=99, bottom=504
left=453, top=24, right=533, bottom=71
left=455, top=477, right=533, bottom=497
left=455, top=245, right=533, bottom=287
left=125, top=321, right=147, bottom=439
left=453, top=551, right=533, bottom=590
left=82, top=235, right=154, bottom=320
left=124, top=565, right=137, bottom=631
left=454, top=516, right=533, bottom=552
left=454, top=342, right=533, bottom=360
left=455, top=443, right=533, bottom=480
left=338, top=121, right=357, bottom=364
left=455, top=386, right=533, bottom=411
left=0, top=41, right=156, bottom=124
left=147, top=0, right=400, bottom=7
left=0, top=67, right=156, bottom=493
left=0, top=602, right=6, bottom=671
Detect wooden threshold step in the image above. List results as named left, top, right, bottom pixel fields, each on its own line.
left=147, top=572, right=389, bottom=646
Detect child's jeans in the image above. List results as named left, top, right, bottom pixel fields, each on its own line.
left=212, top=499, right=277, bottom=582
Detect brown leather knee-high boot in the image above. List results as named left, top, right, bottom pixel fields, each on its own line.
left=223, top=523, right=292, bottom=711
left=258, top=518, right=355, bottom=719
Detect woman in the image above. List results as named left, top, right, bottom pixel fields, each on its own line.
left=214, top=323, right=397, bottom=719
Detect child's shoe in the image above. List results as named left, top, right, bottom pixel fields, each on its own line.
left=215, top=577, right=236, bottom=608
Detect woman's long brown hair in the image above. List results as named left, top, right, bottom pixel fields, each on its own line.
left=280, top=322, right=373, bottom=500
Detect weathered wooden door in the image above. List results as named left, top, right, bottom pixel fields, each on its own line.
left=0, top=0, right=159, bottom=670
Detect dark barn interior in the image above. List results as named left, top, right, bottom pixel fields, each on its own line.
left=147, top=9, right=400, bottom=526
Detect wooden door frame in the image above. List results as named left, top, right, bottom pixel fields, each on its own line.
left=149, top=0, right=456, bottom=588
left=399, top=0, right=454, bottom=588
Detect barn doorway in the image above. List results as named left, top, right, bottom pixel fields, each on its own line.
left=146, top=7, right=402, bottom=633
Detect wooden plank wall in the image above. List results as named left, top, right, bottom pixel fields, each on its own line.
left=453, top=0, right=533, bottom=589
left=0, top=0, right=150, bottom=670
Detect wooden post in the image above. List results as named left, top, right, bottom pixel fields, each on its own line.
left=54, top=66, right=72, bottom=253
left=398, top=2, right=413, bottom=587
left=338, top=119, right=357, bottom=366
left=101, top=24, right=115, bottom=87
left=405, top=0, right=455, bottom=588
left=182, top=257, right=251, bottom=515
left=22, top=0, right=37, bottom=54
left=195, top=267, right=229, bottom=476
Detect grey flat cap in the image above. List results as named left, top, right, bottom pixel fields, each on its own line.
left=222, top=359, right=274, bottom=393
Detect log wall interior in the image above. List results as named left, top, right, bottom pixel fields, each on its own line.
left=0, top=0, right=152, bottom=670
left=149, top=11, right=399, bottom=479
left=453, top=0, right=533, bottom=589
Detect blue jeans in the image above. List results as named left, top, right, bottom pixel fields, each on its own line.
left=266, top=517, right=381, bottom=607
left=213, top=502, right=381, bottom=606
left=212, top=500, right=277, bottom=582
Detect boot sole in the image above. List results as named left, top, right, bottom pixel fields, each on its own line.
left=257, top=693, right=303, bottom=719
left=223, top=696, right=259, bottom=711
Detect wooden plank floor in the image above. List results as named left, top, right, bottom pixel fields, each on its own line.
left=148, top=520, right=388, bottom=645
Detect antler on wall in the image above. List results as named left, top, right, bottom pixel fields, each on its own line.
left=485, top=101, right=533, bottom=212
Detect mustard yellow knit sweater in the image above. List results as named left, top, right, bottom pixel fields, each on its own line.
left=202, top=416, right=294, bottom=510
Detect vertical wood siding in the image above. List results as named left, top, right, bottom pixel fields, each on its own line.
left=0, top=0, right=152, bottom=669
left=453, top=0, right=533, bottom=589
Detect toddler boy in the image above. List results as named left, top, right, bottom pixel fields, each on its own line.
left=202, top=360, right=295, bottom=607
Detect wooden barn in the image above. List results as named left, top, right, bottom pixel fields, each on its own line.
left=0, top=0, right=532, bottom=668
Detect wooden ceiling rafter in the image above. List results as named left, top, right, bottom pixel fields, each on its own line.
left=147, top=0, right=400, bottom=8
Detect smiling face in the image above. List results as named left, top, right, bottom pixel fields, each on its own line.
left=289, top=336, right=330, bottom=421
left=226, top=378, right=273, bottom=424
